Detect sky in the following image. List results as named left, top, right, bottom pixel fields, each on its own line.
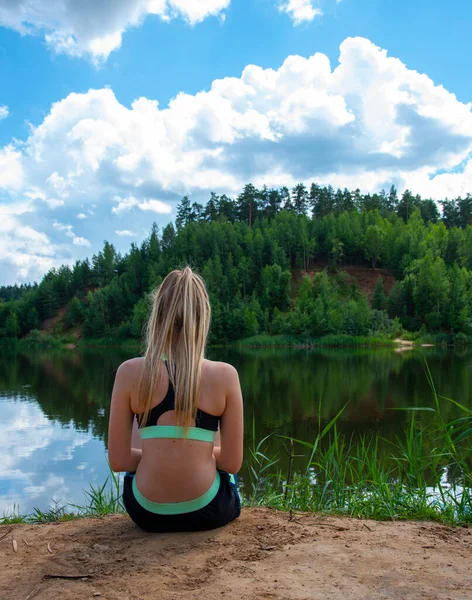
left=0, top=0, right=471, bottom=286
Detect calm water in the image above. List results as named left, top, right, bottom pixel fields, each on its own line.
left=1, top=346, right=471, bottom=514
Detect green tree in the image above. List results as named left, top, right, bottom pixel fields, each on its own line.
left=131, top=297, right=150, bottom=338
left=291, top=183, right=308, bottom=215
left=65, top=296, right=84, bottom=328
left=364, top=225, right=385, bottom=268
left=92, top=241, right=118, bottom=287
left=237, top=184, right=259, bottom=226
left=176, top=196, right=192, bottom=231
left=329, top=238, right=344, bottom=268
left=83, top=290, right=109, bottom=338
left=410, top=252, right=450, bottom=329
left=261, top=265, right=291, bottom=312
left=372, top=277, right=386, bottom=311
left=4, top=310, right=20, bottom=338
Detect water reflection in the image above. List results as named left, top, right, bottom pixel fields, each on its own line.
left=0, top=396, right=110, bottom=514
left=0, top=347, right=471, bottom=513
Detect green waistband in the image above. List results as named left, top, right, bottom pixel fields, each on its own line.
left=132, top=471, right=221, bottom=515
left=139, top=425, right=216, bottom=443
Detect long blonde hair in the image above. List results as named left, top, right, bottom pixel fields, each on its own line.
left=138, top=267, right=211, bottom=430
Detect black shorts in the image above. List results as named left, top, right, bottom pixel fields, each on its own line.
left=122, top=470, right=241, bottom=533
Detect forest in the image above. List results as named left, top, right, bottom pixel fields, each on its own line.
left=1, top=183, right=472, bottom=344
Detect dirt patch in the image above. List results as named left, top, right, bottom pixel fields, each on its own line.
left=1, top=509, right=471, bottom=600
left=293, top=264, right=397, bottom=302
left=40, top=305, right=69, bottom=334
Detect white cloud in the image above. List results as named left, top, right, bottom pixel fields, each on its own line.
left=279, top=0, right=322, bottom=24
left=53, top=220, right=91, bottom=247
left=116, top=230, right=136, bottom=237
left=112, top=196, right=140, bottom=215
left=24, top=188, right=64, bottom=209
left=111, top=196, right=172, bottom=215
left=77, top=212, right=87, bottom=219
left=1, top=36, right=472, bottom=284
left=0, top=0, right=230, bottom=63
left=0, top=203, right=60, bottom=283
left=138, top=199, right=173, bottom=214
left=0, top=105, right=9, bottom=120
left=0, top=145, right=24, bottom=190
left=72, top=236, right=91, bottom=247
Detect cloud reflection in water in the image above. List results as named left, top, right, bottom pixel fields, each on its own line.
left=0, top=396, right=111, bottom=514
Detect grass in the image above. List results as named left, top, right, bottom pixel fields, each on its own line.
left=242, top=363, right=471, bottom=525
left=1, top=361, right=471, bottom=527
left=237, top=333, right=398, bottom=348
left=1, top=473, right=124, bottom=525
left=18, top=330, right=73, bottom=350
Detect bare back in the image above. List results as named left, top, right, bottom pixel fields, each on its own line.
left=108, top=356, right=243, bottom=503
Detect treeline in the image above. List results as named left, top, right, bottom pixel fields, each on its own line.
left=1, top=182, right=472, bottom=343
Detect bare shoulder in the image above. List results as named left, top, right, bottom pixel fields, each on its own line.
left=202, top=359, right=239, bottom=385
left=115, top=357, right=144, bottom=382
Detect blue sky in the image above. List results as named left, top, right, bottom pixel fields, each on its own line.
left=1, top=0, right=471, bottom=284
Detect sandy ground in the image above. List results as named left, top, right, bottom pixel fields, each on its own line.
left=1, top=509, right=471, bottom=600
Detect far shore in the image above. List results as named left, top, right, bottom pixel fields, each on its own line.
left=2, top=332, right=457, bottom=352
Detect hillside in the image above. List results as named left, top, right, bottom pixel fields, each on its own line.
left=1, top=182, right=472, bottom=345
left=36, top=265, right=396, bottom=342
left=292, top=264, right=396, bottom=301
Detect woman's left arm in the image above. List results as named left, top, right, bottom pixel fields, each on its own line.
left=108, top=361, right=142, bottom=472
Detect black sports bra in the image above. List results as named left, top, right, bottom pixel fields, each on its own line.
left=136, top=367, right=220, bottom=432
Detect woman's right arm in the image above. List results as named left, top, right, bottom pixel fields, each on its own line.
left=214, top=364, right=243, bottom=474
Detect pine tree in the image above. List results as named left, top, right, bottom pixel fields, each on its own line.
left=204, top=192, right=219, bottom=222
left=175, top=196, right=192, bottom=231
left=236, top=184, right=259, bottom=226
left=387, top=185, right=399, bottom=212
left=291, top=183, right=308, bottom=215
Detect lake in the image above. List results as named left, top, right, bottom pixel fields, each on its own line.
left=1, top=346, right=471, bottom=514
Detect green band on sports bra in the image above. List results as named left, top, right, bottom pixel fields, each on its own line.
left=139, top=425, right=216, bottom=443
left=132, top=471, right=221, bottom=515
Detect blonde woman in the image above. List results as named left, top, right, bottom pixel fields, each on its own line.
left=108, top=267, right=243, bottom=532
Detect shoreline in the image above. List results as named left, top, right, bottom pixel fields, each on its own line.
left=1, top=333, right=455, bottom=352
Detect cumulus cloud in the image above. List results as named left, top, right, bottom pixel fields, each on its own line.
left=53, top=221, right=91, bottom=247
left=111, top=196, right=172, bottom=215
left=0, top=105, right=9, bottom=120
left=0, top=0, right=230, bottom=63
left=279, top=0, right=322, bottom=24
left=0, top=145, right=24, bottom=190
left=1, top=36, right=472, bottom=284
left=138, top=199, right=173, bottom=213
left=111, top=196, right=140, bottom=215
left=0, top=202, right=60, bottom=284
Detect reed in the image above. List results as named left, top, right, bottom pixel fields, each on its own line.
left=243, top=365, right=471, bottom=525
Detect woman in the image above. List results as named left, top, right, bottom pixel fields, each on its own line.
left=108, top=267, right=243, bottom=532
